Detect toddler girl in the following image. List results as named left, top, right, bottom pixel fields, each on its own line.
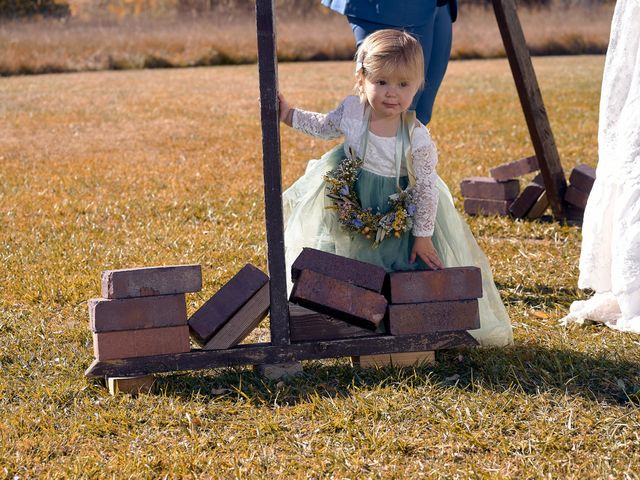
left=280, top=29, right=512, bottom=347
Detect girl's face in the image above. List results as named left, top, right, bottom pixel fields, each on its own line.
left=361, top=72, right=420, bottom=121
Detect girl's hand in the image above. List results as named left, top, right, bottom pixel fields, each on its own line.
left=410, top=236, right=443, bottom=270
left=278, top=93, right=293, bottom=126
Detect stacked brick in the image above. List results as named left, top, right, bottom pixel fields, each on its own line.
left=289, top=248, right=482, bottom=367
left=563, top=164, right=596, bottom=223
left=188, top=264, right=270, bottom=350
left=89, top=265, right=201, bottom=394
left=461, top=155, right=548, bottom=218
left=90, top=265, right=200, bottom=361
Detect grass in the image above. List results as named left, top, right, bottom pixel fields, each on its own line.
left=0, top=3, right=614, bottom=76
left=2, top=55, right=640, bottom=478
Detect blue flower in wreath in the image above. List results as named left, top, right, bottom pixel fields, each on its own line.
left=339, top=185, right=349, bottom=196
left=407, top=204, right=417, bottom=216
left=351, top=218, right=364, bottom=228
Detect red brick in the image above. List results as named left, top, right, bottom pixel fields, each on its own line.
left=569, top=164, right=596, bottom=193
left=203, top=283, right=270, bottom=350
left=291, top=248, right=386, bottom=292
left=289, top=304, right=379, bottom=342
left=101, top=264, right=201, bottom=299
left=526, top=191, right=550, bottom=219
left=464, top=198, right=512, bottom=216
left=490, top=155, right=539, bottom=181
left=89, top=294, right=187, bottom=333
left=388, top=300, right=480, bottom=335
left=188, top=264, right=268, bottom=345
left=564, top=185, right=590, bottom=209
left=460, top=177, right=520, bottom=200
left=290, top=269, right=387, bottom=330
left=388, top=267, right=482, bottom=304
left=509, top=174, right=545, bottom=218
left=93, top=325, right=190, bottom=361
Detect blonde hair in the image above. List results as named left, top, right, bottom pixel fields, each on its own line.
left=354, top=29, right=425, bottom=102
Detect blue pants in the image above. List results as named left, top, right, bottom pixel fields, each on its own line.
left=348, top=5, right=453, bottom=125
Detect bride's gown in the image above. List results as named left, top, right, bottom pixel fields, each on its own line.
left=563, top=0, right=640, bottom=332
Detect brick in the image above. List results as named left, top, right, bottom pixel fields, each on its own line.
left=291, top=248, right=386, bottom=292
left=352, top=354, right=392, bottom=368
left=464, top=198, right=512, bottom=216
left=460, top=177, right=520, bottom=200
left=188, top=264, right=268, bottom=345
left=564, top=185, right=590, bottom=209
left=490, top=155, right=539, bottom=181
left=569, top=164, right=596, bottom=193
left=509, top=174, right=545, bottom=218
left=89, top=294, right=187, bottom=332
left=388, top=267, right=482, bottom=304
left=289, top=303, right=379, bottom=342
left=93, top=325, right=190, bottom=361
left=564, top=204, right=585, bottom=223
left=107, top=375, right=155, bottom=396
left=290, top=269, right=387, bottom=330
left=390, top=351, right=435, bottom=367
left=526, top=191, right=549, bottom=219
left=101, top=264, right=201, bottom=299
left=203, top=283, right=270, bottom=350
left=388, top=299, right=480, bottom=335
left=254, top=362, right=303, bottom=380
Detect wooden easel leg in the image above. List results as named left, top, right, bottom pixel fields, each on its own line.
left=492, top=0, right=567, bottom=217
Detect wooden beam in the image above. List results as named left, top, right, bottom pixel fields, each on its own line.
left=492, top=0, right=567, bottom=217
left=85, top=331, right=478, bottom=378
left=255, top=0, right=290, bottom=345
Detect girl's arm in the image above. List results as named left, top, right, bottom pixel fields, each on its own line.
left=278, top=93, right=345, bottom=139
left=410, top=126, right=443, bottom=269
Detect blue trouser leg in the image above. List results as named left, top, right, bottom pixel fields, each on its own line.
left=347, top=5, right=452, bottom=125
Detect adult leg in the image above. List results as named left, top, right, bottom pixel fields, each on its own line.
left=413, top=5, right=453, bottom=125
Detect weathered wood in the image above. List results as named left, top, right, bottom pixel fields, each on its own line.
left=509, top=173, right=545, bottom=218
left=388, top=267, right=482, bottom=304
left=460, top=176, right=520, bottom=200
left=188, top=264, right=268, bottom=345
left=353, top=351, right=436, bottom=368
left=492, top=0, right=566, bottom=216
left=464, top=198, right=512, bottom=216
left=489, top=156, right=539, bottom=181
left=292, top=247, right=387, bottom=292
left=569, top=164, right=596, bottom=193
left=85, top=331, right=478, bottom=377
left=203, top=283, right=270, bottom=350
left=107, top=375, right=155, bottom=396
left=388, top=300, right=480, bottom=335
left=291, top=269, right=388, bottom=330
left=101, top=264, right=202, bottom=299
left=256, top=0, right=290, bottom=346
left=289, top=303, right=379, bottom=342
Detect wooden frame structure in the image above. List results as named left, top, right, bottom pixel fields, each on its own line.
left=86, top=0, right=565, bottom=379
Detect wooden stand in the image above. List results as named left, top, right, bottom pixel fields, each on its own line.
left=85, top=0, right=566, bottom=379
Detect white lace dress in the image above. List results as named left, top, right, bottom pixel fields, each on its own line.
left=283, top=96, right=513, bottom=346
left=563, top=0, right=640, bottom=332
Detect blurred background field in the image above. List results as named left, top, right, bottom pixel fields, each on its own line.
left=2, top=54, right=640, bottom=477
left=1, top=0, right=614, bottom=76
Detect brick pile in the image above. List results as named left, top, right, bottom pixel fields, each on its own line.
left=89, top=264, right=201, bottom=394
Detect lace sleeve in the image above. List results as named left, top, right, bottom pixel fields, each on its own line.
left=291, top=101, right=345, bottom=139
left=411, top=126, right=439, bottom=237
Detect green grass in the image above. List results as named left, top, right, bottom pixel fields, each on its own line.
left=2, top=56, right=640, bottom=478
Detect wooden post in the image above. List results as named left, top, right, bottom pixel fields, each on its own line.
left=255, top=0, right=290, bottom=345
left=492, top=0, right=567, bottom=217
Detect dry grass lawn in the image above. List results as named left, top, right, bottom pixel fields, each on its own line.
left=2, top=56, right=640, bottom=478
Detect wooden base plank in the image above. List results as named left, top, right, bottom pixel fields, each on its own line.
left=85, top=331, right=478, bottom=378
left=107, top=375, right=155, bottom=395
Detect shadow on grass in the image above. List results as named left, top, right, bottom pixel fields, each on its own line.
left=152, top=344, right=640, bottom=407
